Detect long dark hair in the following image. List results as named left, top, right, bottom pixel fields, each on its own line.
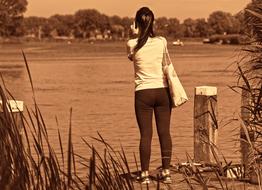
left=134, top=7, right=155, bottom=52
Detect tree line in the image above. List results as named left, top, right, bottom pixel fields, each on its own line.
left=0, top=0, right=246, bottom=40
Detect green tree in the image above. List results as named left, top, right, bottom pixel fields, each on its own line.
left=120, top=16, right=133, bottom=38
left=49, top=14, right=75, bottom=36
left=155, top=17, right=169, bottom=36
left=195, top=18, right=209, bottom=37
left=0, top=0, right=28, bottom=36
left=183, top=18, right=197, bottom=37
left=166, top=18, right=181, bottom=38
left=208, top=11, right=239, bottom=35
left=109, top=15, right=122, bottom=25
left=99, top=14, right=110, bottom=33
left=235, top=12, right=245, bottom=34
left=229, top=18, right=242, bottom=34
left=110, top=24, right=124, bottom=39
left=74, top=9, right=109, bottom=38
left=23, top=16, right=51, bottom=38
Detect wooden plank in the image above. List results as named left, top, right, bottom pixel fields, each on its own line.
left=0, top=100, right=23, bottom=130
left=0, top=100, right=23, bottom=112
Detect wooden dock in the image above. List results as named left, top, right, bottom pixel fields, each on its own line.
left=120, top=86, right=261, bottom=190
left=128, top=164, right=260, bottom=190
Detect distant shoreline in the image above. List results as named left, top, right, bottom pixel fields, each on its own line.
left=0, top=36, right=245, bottom=45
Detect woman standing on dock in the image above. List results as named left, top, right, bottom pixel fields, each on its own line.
left=126, top=7, right=173, bottom=184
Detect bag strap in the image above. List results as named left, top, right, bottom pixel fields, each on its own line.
left=162, top=39, right=172, bottom=66
left=162, top=38, right=178, bottom=76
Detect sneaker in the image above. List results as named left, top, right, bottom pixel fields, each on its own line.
left=160, top=169, right=172, bottom=184
left=137, top=171, right=150, bottom=184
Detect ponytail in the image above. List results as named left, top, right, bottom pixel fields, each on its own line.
left=134, top=7, right=155, bottom=52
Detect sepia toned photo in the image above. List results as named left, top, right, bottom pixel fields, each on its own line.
left=0, top=0, right=261, bottom=189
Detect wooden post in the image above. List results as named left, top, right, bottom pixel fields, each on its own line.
left=240, top=86, right=255, bottom=178
left=0, top=100, right=23, bottom=128
left=194, top=86, right=218, bottom=163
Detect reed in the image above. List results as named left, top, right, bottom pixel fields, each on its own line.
left=230, top=0, right=262, bottom=186
left=0, top=50, right=140, bottom=189
left=0, top=52, right=83, bottom=190
left=81, top=134, right=136, bottom=190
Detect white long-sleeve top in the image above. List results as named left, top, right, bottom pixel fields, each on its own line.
left=127, top=36, right=168, bottom=91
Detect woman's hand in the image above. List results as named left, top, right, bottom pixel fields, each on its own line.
left=131, top=22, right=139, bottom=35
left=129, top=21, right=139, bottom=39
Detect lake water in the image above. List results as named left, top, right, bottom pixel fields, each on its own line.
left=0, top=41, right=243, bottom=171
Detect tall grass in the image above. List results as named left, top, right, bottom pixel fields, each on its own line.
left=81, top=133, right=136, bottom=190
left=232, top=0, right=262, bottom=185
left=0, top=52, right=84, bottom=189
left=0, top=51, right=140, bottom=190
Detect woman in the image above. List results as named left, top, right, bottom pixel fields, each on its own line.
left=126, top=7, right=172, bottom=184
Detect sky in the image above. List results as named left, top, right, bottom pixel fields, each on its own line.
left=25, top=0, right=251, bottom=21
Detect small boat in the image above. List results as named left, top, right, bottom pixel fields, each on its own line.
left=203, top=38, right=211, bottom=44
left=172, top=39, right=184, bottom=46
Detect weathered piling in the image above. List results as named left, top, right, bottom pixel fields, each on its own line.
left=0, top=100, right=23, bottom=128
left=239, top=85, right=260, bottom=184
left=194, top=86, right=218, bottom=163
left=240, top=86, right=253, bottom=176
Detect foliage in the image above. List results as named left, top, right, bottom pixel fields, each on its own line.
left=235, top=11, right=246, bottom=35
left=155, top=17, right=169, bottom=36
left=208, top=34, right=246, bottom=45
left=166, top=18, right=181, bottom=37
left=74, top=9, right=110, bottom=38
left=49, top=14, right=75, bottom=37
left=183, top=18, right=197, bottom=37
left=241, top=0, right=262, bottom=149
left=0, top=0, right=28, bottom=37
left=23, top=16, right=51, bottom=38
left=2, top=4, right=249, bottom=40
left=208, top=11, right=242, bottom=35
left=119, top=16, right=133, bottom=38
left=195, top=18, right=210, bottom=37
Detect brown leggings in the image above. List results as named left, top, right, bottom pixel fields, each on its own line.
left=135, top=87, right=172, bottom=171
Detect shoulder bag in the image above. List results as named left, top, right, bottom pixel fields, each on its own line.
left=162, top=42, right=188, bottom=107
